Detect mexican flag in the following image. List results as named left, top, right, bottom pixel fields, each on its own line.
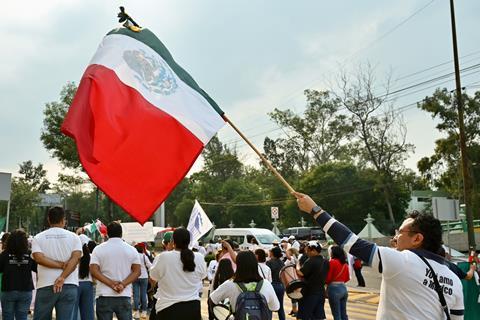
left=61, top=28, right=225, bottom=224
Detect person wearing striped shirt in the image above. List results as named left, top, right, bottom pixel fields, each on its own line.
left=294, top=192, right=464, bottom=320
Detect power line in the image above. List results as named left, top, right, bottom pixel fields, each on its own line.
left=199, top=184, right=376, bottom=207
left=220, top=66, right=480, bottom=147
left=344, top=0, right=438, bottom=63
left=219, top=50, right=480, bottom=144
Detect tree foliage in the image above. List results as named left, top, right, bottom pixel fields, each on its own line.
left=336, top=65, right=414, bottom=224
left=18, top=160, right=50, bottom=192
left=265, top=90, right=356, bottom=174
left=41, top=82, right=80, bottom=169
left=9, top=178, right=40, bottom=230
left=417, top=88, right=480, bottom=216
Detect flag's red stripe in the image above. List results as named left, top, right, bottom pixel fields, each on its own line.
left=61, top=64, right=203, bottom=224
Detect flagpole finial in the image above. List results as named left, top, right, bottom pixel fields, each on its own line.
left=117, top=6, right=142, bottom=32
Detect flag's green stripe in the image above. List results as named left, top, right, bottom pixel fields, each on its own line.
left=107, top=28, right=224, bottom=116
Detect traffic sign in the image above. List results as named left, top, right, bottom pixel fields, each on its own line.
left=271, top=207, right=279, bottom=219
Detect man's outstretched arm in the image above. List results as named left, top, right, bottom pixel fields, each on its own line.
left=294, top=192, right=379, bottom=267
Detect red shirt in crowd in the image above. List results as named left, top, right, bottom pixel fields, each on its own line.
left=326, top=258, right=350, bottom=284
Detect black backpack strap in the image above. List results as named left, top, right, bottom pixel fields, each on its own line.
left=236, top=282, right=248, bottom=293
left=254, top=280, right=264, bottom=293
left=259, top=265, right=266, bottom=279
left=415, top=253, right=451, bottom=320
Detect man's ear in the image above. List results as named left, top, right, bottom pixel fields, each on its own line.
left=413, top=233, right=424, bottom=247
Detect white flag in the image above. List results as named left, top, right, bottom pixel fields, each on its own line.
left=187, top=200, right=213, bottom=246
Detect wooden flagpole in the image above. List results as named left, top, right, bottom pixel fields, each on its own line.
left=223, top=115, right=296, bottom=194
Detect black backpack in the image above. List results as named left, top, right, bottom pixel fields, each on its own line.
left=234, top=280, right=272, bottom=320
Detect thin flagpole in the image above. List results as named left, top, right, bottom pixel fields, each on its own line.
left=223, top=115, right=296, bottom=194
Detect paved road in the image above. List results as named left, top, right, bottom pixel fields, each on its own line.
left=25, top=267, right=382, bottom=319
left=199, top=281, right=380, bottom=320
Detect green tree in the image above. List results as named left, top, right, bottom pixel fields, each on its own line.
left=265, top=90, right=356, bottom=173
left=17, top=160, right=50, bottom=192
left=41, top=82, right=80, bottom=169
left=337, top=65, right=414, bottom=224
left=417, top=88, right=480, bottom=216
left=9, top=178, right=40, bottom=231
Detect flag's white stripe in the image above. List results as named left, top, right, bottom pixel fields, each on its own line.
left=89, top=34, right=224, bottom=145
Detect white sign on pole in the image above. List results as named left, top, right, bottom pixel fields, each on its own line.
left=432, top=197, right=460, bottom=221
left=0, top=173, right=12, bottom=201
left=38, top=193, right=63, bottom=207
left=271, top=207, right=279, bottom=219
left=121, top=222, right=154, bottom=243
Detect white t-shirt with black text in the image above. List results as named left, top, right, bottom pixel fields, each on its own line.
left=374, top=247, right=464, bottom=320
left=32, top=227, right=83, bottom=289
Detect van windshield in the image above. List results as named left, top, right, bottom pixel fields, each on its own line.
left=255, top=233, right=281, bottom=245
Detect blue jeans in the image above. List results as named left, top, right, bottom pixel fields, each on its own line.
left=298, top=292, right=326, bottom=320
left=133, top=278, right=148, bottom=312
left=0, top=290, right=32, bottom=320
left=33, top=284, right=78, bottom=320
left=96, top=296, right=132, bottom=320
left=73, top=281, right=95, bottom=320
left=272, top=282, right=285, bottom=320
left=327, top=283, right=348, bottom=320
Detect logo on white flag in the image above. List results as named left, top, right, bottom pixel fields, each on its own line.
left=187, top=200, right=213, bottom=246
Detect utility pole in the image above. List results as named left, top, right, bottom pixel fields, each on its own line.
left=449, top=0, right=476, bottom=250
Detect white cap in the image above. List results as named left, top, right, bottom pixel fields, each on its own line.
left=307, top=240, right=322, bottom=250
left=288, top=235, right=295, bottom=240
left=281, top=237, right=288, bottom=242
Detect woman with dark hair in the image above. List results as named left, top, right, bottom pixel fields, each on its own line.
left=326, top=245, right=350, bottom=320
left=0, top=229, right=37, bottom=320
left=266, top=246, right=285, bottom=320
left=255, top=249, right=272, bottom=282
left=208, top=259, right=234, bottom=320
left=149, top=228, right=206, bottom=319
left=212, top=259, right=234, bottom=291
left=210, top=251, right=279, bottom=317
left=73, top=239, right=96, bottom=320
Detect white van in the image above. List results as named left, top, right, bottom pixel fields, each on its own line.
left=212, top=228, right=281, bottom=251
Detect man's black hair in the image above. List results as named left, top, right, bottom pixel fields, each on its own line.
left=107, top=221, right=122, bottom=238
left=48, top=207, right=65, bottom=225
left=408, top=211, right=443, bottom=254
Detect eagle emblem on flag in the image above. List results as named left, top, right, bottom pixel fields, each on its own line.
left=123, top=49, right=178, bottom=95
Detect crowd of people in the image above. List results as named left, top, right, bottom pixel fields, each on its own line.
left=0, top=194, right=478, bottom=320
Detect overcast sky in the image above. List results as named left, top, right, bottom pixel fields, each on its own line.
left=1, top=0, right=479, bottom=183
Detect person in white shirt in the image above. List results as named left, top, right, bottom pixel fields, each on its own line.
left=31, top=206, right=82, bottom=320
left=295, top=192, right=465, bottom=320
left=255, top=249, right=272, bottom=282
left=132, top=244, right=152, bottom=319
left=209, top=250, right=280, bottom=316
left=149, top=228, right=207, bottom=319
left=289, top=236, right=301, bottom=251
left=73, top=237, right=96, bottom=320
left=207, top=252, right=220, bottom=285
left=208, top=258, right=234, bottom=320
left=90, top=222, right=141, bottom=320
left=193, top=241, right=207, bottom=256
